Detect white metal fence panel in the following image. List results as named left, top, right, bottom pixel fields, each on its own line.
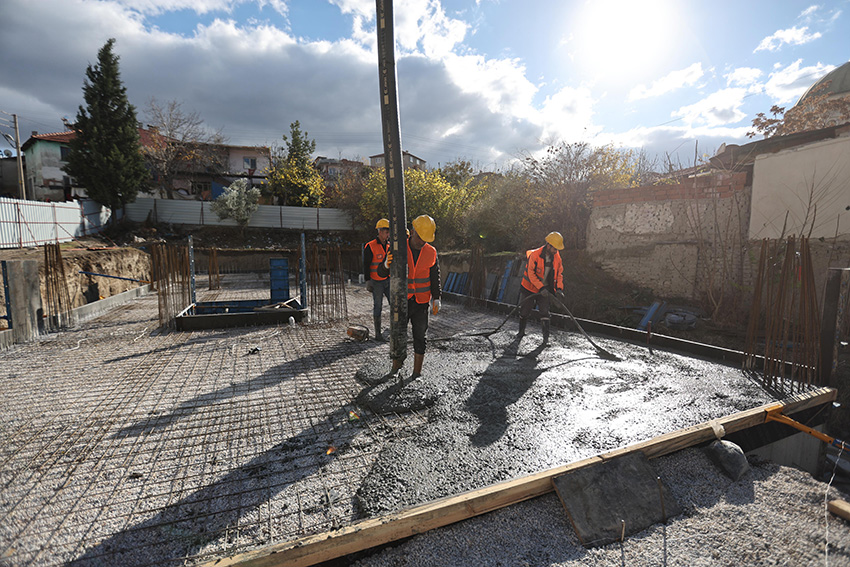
left=81, top=200, right=113, bottom=234
left=123, top=198, right=353, bottom=231
left=0, top=197, right=109, bottom=249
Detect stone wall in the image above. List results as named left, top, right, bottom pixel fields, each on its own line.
left=587, top=172, right=751, bottom=300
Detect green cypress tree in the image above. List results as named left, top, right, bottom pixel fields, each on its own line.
left=64, top=38, right=148, bottom=213
left=266, top=121, right=324, bottom=206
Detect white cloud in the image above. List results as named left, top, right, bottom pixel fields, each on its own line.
left=443, top=54, right=537, bottom=119
left=539, top=86, right=600, bottom=141
left=628, top=63, right=704, bottom=101
left=113, top=0, right=239, bottom=16
left=799, top=5, right=819, bottom=19
left=754, top=26, right=821, bottom=52
left=672, top=89, right=749, bottom=127
left=763, top=59, right=835, bottom=104
left=725, top=67, right=763, bottom=88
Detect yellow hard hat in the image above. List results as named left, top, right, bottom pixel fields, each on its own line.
left=545, top=231, right=564, bottom=250
left=375, top=218, right=390, bottom=229
left=411, top=215, right=436, bottom=243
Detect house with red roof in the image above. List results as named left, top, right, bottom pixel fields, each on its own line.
left=19, top=128, right=270, bottom=202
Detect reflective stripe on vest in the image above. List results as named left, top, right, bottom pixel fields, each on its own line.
left=365, top=239, right=388, bottom=281
left=407, top=242, right=437, bottom=303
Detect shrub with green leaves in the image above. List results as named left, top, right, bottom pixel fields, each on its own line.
left=211, top=178, right=261, bottom=232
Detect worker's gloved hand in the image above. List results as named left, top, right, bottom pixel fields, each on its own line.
left=384, top=252, right=393, bottom=269
left=555, top=290, right=564, bottom=299
left=366, top=280, right=374, bottom=292
left=539, top=288, right=550, bottom=298
left=431, top=299, right=441, bottom=315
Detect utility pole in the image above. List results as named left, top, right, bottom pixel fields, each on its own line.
left=375, top=0, right=409, bottom=368
left=13, top=114, right=25, bottom=200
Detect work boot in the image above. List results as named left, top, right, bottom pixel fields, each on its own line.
left=391, top=358, right=404, bottom=376
left=374, top=315, right=385, bottom=341
left=542, top=319, right=550, bottom=346
left=411, top=353, right=424, bottom=378
left=518, top=317, right=526, bottom=337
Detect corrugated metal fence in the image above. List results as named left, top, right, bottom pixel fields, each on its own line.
left=124, top=198, right=353, bottom=231
left=0, top=197, right=111, bottom=249
left=0, top=197, right=353, bottom=249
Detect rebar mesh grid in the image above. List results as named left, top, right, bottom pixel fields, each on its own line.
left=0, top=275, right=428, bottom=566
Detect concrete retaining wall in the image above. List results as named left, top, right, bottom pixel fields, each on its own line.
left=0, top=260, right=41, bottom=350
left=587, top=173, right=751, bottom=300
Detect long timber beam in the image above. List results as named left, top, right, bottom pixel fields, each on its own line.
left=203, top=387, right=836, bottom=567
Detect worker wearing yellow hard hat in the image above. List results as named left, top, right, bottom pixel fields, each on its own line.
left=377, top=214, right=441, bottom=378
left=363, top=218, right=391, bottom=341
left=518, top=231, right=565, bottom=346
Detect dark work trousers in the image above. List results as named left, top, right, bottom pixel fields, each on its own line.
left=518, top=287, right=551, bottom=320
left=405, top=298, right=430, bottom=355
left=370, top=279, right=390, bottom=317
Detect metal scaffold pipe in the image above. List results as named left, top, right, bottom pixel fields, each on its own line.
left=375, top=0, right=408, bottom=365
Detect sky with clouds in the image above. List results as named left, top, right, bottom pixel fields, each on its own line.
left=0, top=0, right=847, bottom=171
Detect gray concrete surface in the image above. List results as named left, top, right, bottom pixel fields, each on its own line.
left=0, top=274, right=816, bottom=566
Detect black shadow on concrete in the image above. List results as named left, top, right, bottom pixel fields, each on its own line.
left=70, top=407, right=358, bottom=567
left=466, top=341, right=547, bottom=447
left=110, top=339, right=378, bottom=439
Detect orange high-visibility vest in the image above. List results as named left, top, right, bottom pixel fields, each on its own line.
left=365, top=239, right=388, bottom=281
left=407, top=241, right=437, bottom=303
left=521, top=246, right=563, bottom=293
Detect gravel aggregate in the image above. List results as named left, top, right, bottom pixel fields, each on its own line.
left=352, top=448, right=850, bottom=567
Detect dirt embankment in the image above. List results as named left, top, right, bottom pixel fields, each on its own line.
left=0, top=240, right=151, bottom=323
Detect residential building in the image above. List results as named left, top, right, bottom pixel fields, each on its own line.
left=20, top=128, right=160, bottom=202
left=313, top=156, right=366, bottom=189
left=369, top=150, right=426, bottom=170
left=19, top=127, right=270, bottom=202
left=173, top=144, right=271, bottom=201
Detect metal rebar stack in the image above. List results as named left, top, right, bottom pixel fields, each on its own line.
left=306, top=244, right=348, bottom=323
left=151, top=242, right=192, bottom=328
left=743, top=236, right=821, bottom=395
left=43, top=243, right=71, bottom=331
left=208, top=248, right=221, bottom=290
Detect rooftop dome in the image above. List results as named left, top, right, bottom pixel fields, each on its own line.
left=796, top=60, right=850, bottom=105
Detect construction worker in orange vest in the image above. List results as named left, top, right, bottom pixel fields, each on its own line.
left=518, top=231, right=565, bottom=345
left=378, top=215, right=441, bottom=378
left=363, top=218, right=391, bottom=341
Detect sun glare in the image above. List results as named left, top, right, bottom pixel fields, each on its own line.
left=572, top=0, right=678, bottom=83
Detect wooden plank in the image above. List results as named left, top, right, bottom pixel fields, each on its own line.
left=201, top=387, right=836, bottom=567
left=828, top=499, right=850, bottom=522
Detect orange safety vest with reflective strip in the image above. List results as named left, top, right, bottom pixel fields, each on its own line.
left=521, top=246, right=563, bottom=293
left=365, top=239, right=388, bottom=281
left=407, top=242, right=437, bottom=303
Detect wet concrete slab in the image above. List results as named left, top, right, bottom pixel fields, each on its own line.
left=354, top=320, right=774, bottom=517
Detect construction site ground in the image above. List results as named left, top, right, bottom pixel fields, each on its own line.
left=1, top=273, right=850, bottom=566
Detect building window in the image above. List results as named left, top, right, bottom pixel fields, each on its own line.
left=244, top=157, right=257, bottom=170
left=60, top=146, right=71, bottom=161
left=191, top=181, right=211, bottom=194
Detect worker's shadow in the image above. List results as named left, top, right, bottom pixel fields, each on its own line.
left=466, top=335, right=546, bottom=448
left=110, top=338, right=378, bottom=439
